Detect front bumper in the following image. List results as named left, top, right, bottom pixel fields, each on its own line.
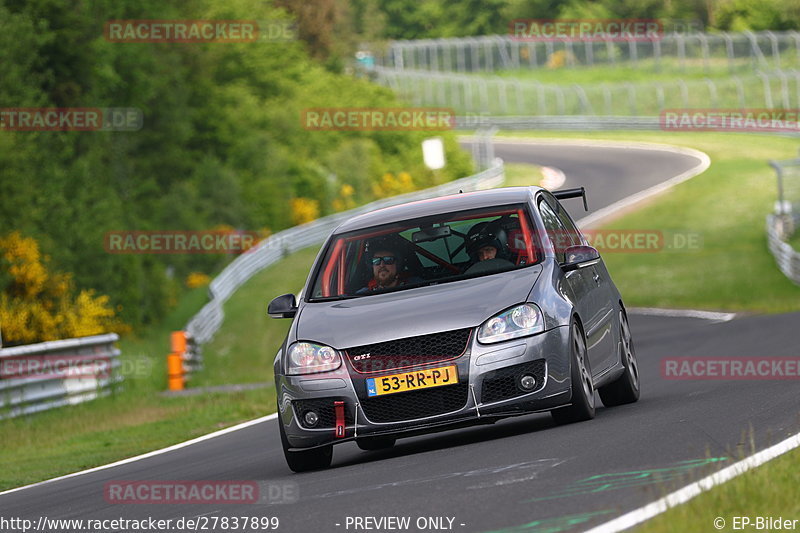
left=277, top=326, right=572, bottom=450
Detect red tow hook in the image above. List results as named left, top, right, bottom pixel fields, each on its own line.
left=334, top=401, right=346, bottom=438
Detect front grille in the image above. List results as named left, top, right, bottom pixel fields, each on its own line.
left=292, top=397, right=352, bottom=429
left=346, top=329, right=472, bottom=373
left=359, top=383, right=469, bottom=423
left=480, top=360, right=547, bottom=404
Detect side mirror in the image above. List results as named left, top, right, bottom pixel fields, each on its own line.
left=561, top=245, right=600, bottom=272
left=267, top=293, right=297, bottom=319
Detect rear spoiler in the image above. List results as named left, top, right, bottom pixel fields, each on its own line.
left=553, top=187, right=588, bottom=211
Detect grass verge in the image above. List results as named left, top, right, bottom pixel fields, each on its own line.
left=500, top=130, right=800, bottom=313
left=3, top=130, right=799, bottom=492
left=0, top=247, right=319, bottom=491
left=635, top=443, right=800, bottom=532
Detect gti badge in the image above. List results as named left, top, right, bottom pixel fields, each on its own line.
left=353, top=353, right=371, bottom=361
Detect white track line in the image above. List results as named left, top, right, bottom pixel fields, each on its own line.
left=0, top=413, right=277, bottom=497
left=539, top=165, right=567, bottom=190
left=628, top=307, right=736, bottom=323
left=468, top=136, right=712, bottom=229
left=584, top=431, right=800, bottom=533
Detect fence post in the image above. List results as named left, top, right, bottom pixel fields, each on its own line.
left=168, top=331, right=187, bottom=391
left=722, top=32, right=735, bottom=73
left=758, top=71, right=774, bottom=108
left=677, top=33, right=686, bottom=72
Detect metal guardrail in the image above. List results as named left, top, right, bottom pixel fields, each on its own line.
left=766, top=213, right=800, bottom=284
left=0, top=333, right=121, bottom=419
left=767, top=156, right=800, bottom=285
left=185, top=160, right=506, bottom=345
left=378, top=31, right=800, bottom=73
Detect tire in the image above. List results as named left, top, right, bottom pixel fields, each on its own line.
left=279, top=416, right=333, bottom=473
left=356, top=436, right=396, bottom=451
left=551, top=320, right=596, bottom=425
left=599, top=309, right=641, bottom=407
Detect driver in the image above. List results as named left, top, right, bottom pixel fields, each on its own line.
left=368, top=247, right=403, bottom=290
left=357, top=240, right=420, bottom=293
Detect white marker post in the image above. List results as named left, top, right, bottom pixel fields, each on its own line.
left=422, top=137, right=446, bottom=170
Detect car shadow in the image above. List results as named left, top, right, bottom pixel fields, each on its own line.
left=331, top=411, right=565, bottom=469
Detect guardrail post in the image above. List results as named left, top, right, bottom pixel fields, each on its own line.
left=168, top=331, right=187, bottom=391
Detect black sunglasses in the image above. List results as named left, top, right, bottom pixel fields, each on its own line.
left=371, top=256, right=397, bottom=266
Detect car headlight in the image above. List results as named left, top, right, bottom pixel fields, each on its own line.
left=477, top=304, right=544, bottom=344
left=286, top=342, right=342, bottom=375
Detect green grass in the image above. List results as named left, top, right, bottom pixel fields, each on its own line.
left=504, top=162, right=544, bottom=187
left=0, top=248, right=318, bottom=491
left=3, top=130, right=799, bottom=492
left=193, top=246, right=321, bottom=387
left=498, top=133, right=800, bottom=528
left=395, top=57, right=799, bottom=115
left=489, top=56, right=795, bottom=84
left=636, top=445, right=800, bottom=532
left=498, top=130, right=800, bottom=313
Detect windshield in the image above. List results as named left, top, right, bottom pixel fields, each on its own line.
left=308, top=204, right=540, bottom=301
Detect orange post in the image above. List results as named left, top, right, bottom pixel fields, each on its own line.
left=167, top=353, right=184, bottom=391
left=167, top=331, right=187, bottom=391
left=170, top=331, right=187, bottom=354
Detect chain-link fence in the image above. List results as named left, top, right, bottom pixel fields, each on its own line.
left=767, top=154, right=800, bottom=285
left=378, top=31, right=800, bottom=74
left=376, top=67, right=800, bottom=116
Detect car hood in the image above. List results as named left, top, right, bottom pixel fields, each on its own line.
left=296, top=265, right=542, bottom=349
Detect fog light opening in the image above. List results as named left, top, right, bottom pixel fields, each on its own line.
left=518, top=374, right=537, bottom=391
left=303, top=410, right=319, bottom=427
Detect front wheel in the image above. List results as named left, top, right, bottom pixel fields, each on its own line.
left=598, top=309, right=640, bottom=407
left=279, top=416, right=333, bottom=473
left=551, top=320, right=596, bottom=425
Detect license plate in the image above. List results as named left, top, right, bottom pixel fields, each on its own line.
left=365, top=365, right=458, bottom=397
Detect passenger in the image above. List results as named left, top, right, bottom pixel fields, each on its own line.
left=466, top=223, right=506, bottom=262
left=465, top=223, right=515, bottom=274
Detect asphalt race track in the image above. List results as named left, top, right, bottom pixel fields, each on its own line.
left=3, top=140, right=798, bottom=533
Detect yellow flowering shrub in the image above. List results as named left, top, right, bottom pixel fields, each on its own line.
left=546, top=50, right=577, bottom=69
left=185, top=272, right=211, bottom=289
left=0, top=232, right=129, bottom=346
left=290, top=197, right=320, bottom=225
left=332, top=183, right=356, bottom=212
left=372, top=171, right=415, bottom=199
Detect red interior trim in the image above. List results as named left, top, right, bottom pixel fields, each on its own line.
left=516, top=208, right=536, bottom=263
left=322, top=239, right=345, bottom=297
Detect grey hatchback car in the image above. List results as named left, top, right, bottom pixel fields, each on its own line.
left=268, top=186, right=640, bottom=472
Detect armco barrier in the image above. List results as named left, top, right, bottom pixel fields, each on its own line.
left=766, top=213, right=800, bottom=284
left=0, top=333, right=121, bottom=419
left=767, top=156, right=800, bottom=285
left=185, top=160, right=505, bottom=345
